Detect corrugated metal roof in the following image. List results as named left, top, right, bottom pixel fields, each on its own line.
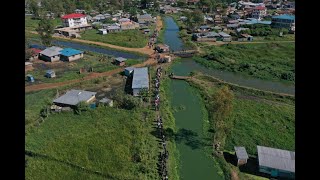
left=99, top=97, right=112, bottom=103
left=62, top=13, right=86, bottom=19
left=234, top=146, right=249, bottom=159
left=115, top=57, right=127, bottom=62
left=53, top=90, right=97, bottom=106
left=60, top=48, right=83, bottom=57
left=125, top=67, right=135, bottom=71
left=40, top=46, right=63, bottom=57
left=257, top=145, right=295, bottom=173
left=139, top=14, right=152, bottom=19
left=132, top=67, right=149, bottom=89
left=218, top=32, right=231, bottom=37
left=272, top=14, right=295, bottom=21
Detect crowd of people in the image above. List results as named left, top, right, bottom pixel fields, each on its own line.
left=148, top=29, right=159, bottom=49
left=153, top=66, right=168, bottom=180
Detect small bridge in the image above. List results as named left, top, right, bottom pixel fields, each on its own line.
left=171, top=50, right=199, bottom=57
left=169, top=75, right=191, bottom=80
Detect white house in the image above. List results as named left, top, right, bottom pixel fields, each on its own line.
left=61, top=13, right=88, bottom=27
left=251, top=6, right=267, bottom=20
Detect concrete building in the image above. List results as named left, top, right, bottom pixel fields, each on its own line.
left=218, top=32, right=232, bottom=42
left=257, top=145, right=295, bottom=179
left=132, top=67, right=149, bottom=96
left=53, top=90, right=97, bottom=107
left=59, top=48, right=84, bottom=62
left=271, top=14, right=295, bottom=29
left=39, top=46, right=63, bottom=62
left=61, top=13, right=88, bottom=27
left=251, top=6, right=267, bottom=20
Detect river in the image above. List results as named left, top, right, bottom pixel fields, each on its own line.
left=164, top=16, right=224, bottom=180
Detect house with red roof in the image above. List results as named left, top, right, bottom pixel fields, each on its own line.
left=61, top=13, right=88, bottom=27
left=27, top=48, right=42, bottom=61
left=251, top=6, right=267, bottom=20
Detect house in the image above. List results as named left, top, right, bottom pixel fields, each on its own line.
left=199, top=25, right=211, bottom=32
left=98, top=29, right=107, bottom=35
left=106, top=25, right=121, bottom=33
left=27, top=48, right=42, bottom=61
left=238, top=34, right=253, bottom=41
left=99, top=97, right=113, bottom=107
left=93, top=14, right=106, bottom=22
left=39, top=46, right=63, bottom=62
left=271, top=14, right=295, bottom=29
left=230, top=13, right=241, bottom=20
left=137, top=14, right=154, bottom=24
left=25, top=62, right=33, bottom=72
left=218, top=32, right=232, bottom=42
left=118, top=18, right=131, bottom=23
left=192, top=32, right=220, bottom=42
left=120, top=21, right=140, bottom=30
left=114, top=57, right=127, bottom=66
left=45, top=70, right=56, bottom=78
left=180, top=16, right=188, bottom=21
left=155, top=44, right=170, bottom=53
left=104, top=13, right=111, bottom=19
left=227, top=23, right=239, bottom=29
left=53, top=90, right=97, bottom=107
left=59, top=48, right=84, bottom=62
left=251, top=6, right=267, bottom=20
left=214, top=14, right=223, bottom=24
left=132, top=67, right=149, bottom=96
left=74, top=9, right=85, bottom=14
left=187, top=0, right=200, bottom=5
left=86, top=15, right=93, bottom=22
left=61, top=13, right=88, bottom=27
left=236, top=27, right=249, bottom=33
left=124, top=67, right=135, bottom=76
left=26, top=74, right=35, bottom=82
left=257, top=146, right=295, bottom=179
left=234, top=146, right=249, bottom=166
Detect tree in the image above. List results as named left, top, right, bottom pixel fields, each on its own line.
left=29, top=0, right=42, bottom=18
left=36, top=18, right=54, bottom=46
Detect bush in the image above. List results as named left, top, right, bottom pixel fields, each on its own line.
left=112, top=91, right=141, bottom=110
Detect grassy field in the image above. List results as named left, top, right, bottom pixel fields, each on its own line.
left=25, top=16, right=62, bottom=31
left=25, top=72, right=160, bottom=179
left=196, top=42, right=295, bottom=84
left=186, top=74, right=295, bottom=179
left=80, top=29, right=149, bottom=48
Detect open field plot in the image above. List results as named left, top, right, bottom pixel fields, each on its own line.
left=25, top=16, right=62, bottom=31
left=25, top=72, right=160, bottom=179
left=196, top=42, right=295, bottom=84
left=25, top=107, right=159, bottom=180
left=80, top=29, right=150, bottom=48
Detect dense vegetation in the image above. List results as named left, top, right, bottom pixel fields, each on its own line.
left=80, top=29, right=149, bottom=48
left=196, top=42, right=295, bottom=83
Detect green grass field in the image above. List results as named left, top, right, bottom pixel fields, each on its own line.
left=25, top=16, right=62, bottom=31
left=25, top=106, right=159, bottom=180
left=80, top=29, right=149, bottom=48
left=25, top=70, right=160, bottom=179
left=196, top=42, right=295, bottom=84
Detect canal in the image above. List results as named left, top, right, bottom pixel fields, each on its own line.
left=164, top=16, right=224, bottom=180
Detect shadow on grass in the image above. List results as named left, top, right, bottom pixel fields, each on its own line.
left=150, top=127, right=210, bottom=150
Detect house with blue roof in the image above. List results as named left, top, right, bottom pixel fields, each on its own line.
left=271, top=14, right=295, bottom=29
left=59, top=48, right=84, bottom=62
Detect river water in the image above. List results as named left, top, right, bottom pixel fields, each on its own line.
left=164, top=16, right=224, bottom=180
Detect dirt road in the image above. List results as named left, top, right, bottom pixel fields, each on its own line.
left=25, top=56, right=158, bottom=92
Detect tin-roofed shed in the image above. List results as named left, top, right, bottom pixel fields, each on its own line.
left=132, top=67, right=149, bottom=96
left=114, top=57, right=127, bottom=66
left=257, top=145, right=295, bottom=179
left=234, top=146, right=249, bottom=166
left=39, top=46, right=63, bottom=62
left=53, top=89, right=97, bottom=107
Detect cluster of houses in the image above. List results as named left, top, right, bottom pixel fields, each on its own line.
left=27, top=46, right=84, bottom=63
left=53, top=8, right=156, bottom=37
left=50, top=66, right=149, bottom=112
left=235, top=145, right=295, bottom=179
